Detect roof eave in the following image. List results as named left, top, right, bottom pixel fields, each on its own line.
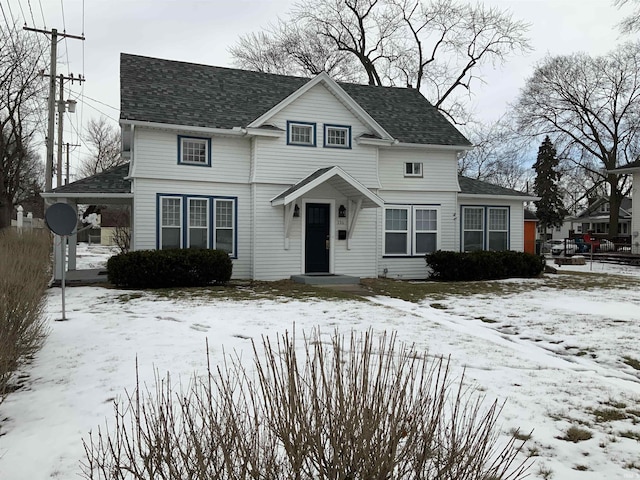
left=120, top=119, right=246, bottom=136
left=393, top=141, right=473, bottom=151
left=458, top=193, right=539, bottom=202
left=41, top=192, right=134, bottom=199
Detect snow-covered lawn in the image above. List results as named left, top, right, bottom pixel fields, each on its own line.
left=1, top=245, right=640, bottom=480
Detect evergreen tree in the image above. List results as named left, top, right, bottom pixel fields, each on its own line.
left=533, top=136, right=566, bottom=232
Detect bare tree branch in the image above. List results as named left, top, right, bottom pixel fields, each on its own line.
left=78, top=117, right=124, bottom=178
left=229, top=0, right=531, bottom=124
left=514, top=42, right=640, bottom=237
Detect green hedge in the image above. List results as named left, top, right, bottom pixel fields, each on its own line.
left=425, top=250, right=545, bottom=281
left=107, top=249, right=233, bottom=288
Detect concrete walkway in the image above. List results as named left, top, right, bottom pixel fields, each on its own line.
left=51, top=269, right=109, bottom=287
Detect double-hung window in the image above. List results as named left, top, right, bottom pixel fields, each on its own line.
left=413, top=208, right=438, bottom=255
left=384, top=206, right=440, bottom=256
left=178, top=136, right=211, bottom=166
left=488, top=208, right=508, bottom=251
left=158, top=194, right=236, bottom=256
left=214, top=199, right=235, bottom=256
left=384, top=207, right=410, bottom=255
left=462, top=207, right=484, bottom=252
left=188, top=198, right=209, bottom=249
left=287, top=121, right=316, bottom=146
left=324, top=124, right=351, bottom=148
left=160, top=197, right=182, bottom=249
left=461, top=206, right=509, bottom=251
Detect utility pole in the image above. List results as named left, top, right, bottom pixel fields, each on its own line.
left=23, top=26, right=85, bottom=192
left=56, top=74, right=82, bottom=187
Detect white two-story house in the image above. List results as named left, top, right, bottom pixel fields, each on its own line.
left=46, top=54, right=535, bottom=281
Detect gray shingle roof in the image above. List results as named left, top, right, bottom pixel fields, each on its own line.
left=458, top=176, right=529, bottom=197
left=50, top=163, right=131, bottom=194
left=272, top=167, right=334, bottom=203
left=120, top=54, right=471, bottom=147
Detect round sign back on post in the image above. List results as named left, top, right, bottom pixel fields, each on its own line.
left=45, top=203, right=77, bottom=321
left=45, top=203, right=77, bottom=235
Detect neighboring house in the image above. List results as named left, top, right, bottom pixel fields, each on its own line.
left=43, top=54, right=535, bottom=280
left=609, top=161, right=640, bottom=254
left=557, top=197, right=632, bottom=241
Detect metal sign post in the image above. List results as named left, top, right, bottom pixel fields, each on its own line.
left=44, top=203, right=78, bottom=321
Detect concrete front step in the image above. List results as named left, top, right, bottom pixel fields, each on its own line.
left=290, top=274, right=360, bottom=285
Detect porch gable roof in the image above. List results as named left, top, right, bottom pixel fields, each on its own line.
left=271, top=166, right=384, bottom=209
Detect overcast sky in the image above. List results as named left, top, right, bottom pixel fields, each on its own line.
left=3, top=0, right=636, bottom=178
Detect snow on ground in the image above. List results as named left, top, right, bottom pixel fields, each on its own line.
left=1, top=245, right=640, bottom=479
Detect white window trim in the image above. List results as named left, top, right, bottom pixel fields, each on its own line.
left=178, top=136, right=211, bottom=166
left=487, top=207, right=509, bottom=251
left=412, top=206, right=440, bottom=255
left=383, top=206, right=411, bottom=256
left=214, top=198, right=236, bottom=256
left=160, top=196, right=183, bottom=249
left=187, top=197, right=210, bottom=249
left=287, top=121, right=316, bottom=146
left=324, top=124, right=351, bottom=148
left=462, top=206, right=485, bottom=252
left=404, top=162, right=423, bottom=177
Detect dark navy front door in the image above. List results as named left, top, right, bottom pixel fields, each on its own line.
left=305, top=203, right=330, bottom=273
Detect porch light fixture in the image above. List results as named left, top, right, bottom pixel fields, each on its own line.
left=338, top=204, right=347, bottom=218
left=293, top=204, right=300, bottom=217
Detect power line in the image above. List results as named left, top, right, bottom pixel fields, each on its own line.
left=16, top=0, right=27, bottom=25
left=27, top=0, right=36, bottom=26
left=60, top=0, right=70, bottom=74
left=73, top=96, right=119, bottom=122
left=78, top=93, right=119, bottom=111
left=37, top=0, right=45, bottom=28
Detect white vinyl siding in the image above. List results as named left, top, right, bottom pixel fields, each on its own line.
left=378, top=147, right=459, bottom=191
left=254, top=84, right=379, bottom=188
left=133, top=129, right=250, bottom=183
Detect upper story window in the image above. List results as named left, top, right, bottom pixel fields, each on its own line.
left=324, top=124, right=351, bottom=149
left=287, top=121, right=316, bottom=147
left=178, top=136, right=211, bottom=166
left=404, top=162, right=423, bottom=177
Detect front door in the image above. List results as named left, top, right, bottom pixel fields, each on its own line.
left=305, top=203, right=330, bottom=273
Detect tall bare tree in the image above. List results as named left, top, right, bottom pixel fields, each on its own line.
left=458, top=120, right=534, bottom=191
left=0, top=25, right=47, bottom=229
left=615, top=0, right=640, bottom=33
left=78, top=117, right=123, bottom=178
left=514, top=42, right=640, bottom=238
left=230, top=0, right=530, bottom=123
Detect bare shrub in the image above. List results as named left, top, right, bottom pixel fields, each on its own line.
left=81, top=331, right=532, bottom=480
left=0, top=229, right=50, bottom=403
